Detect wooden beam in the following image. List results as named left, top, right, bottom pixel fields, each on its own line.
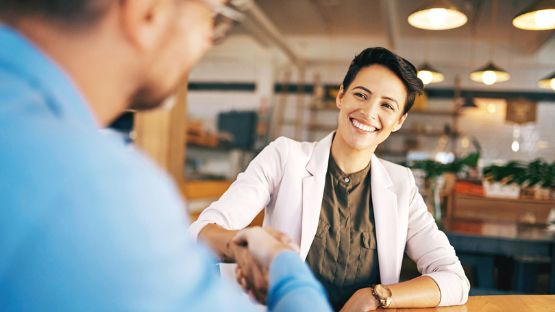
left=133, top=80, right=188, bottom=186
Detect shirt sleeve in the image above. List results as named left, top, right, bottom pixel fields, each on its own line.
left=404, top=168, right=470, bottom=306
left=2, top=153, right=331, bottom=312
left=267, top=251, right=332, bottom=312
left=189, top=136, right=290, bottom=238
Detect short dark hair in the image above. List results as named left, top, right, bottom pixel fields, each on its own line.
left=0, top=0, right=112, bottom=26
left=341, top=47, right=423, bottom=114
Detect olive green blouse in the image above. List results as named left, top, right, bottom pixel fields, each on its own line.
left=305, top=155, right=380, bottom=310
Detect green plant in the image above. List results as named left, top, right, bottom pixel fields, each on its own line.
left=524, top=159, right=554, bottom=188
left=482, top=161, right=526, bottom=184
left=411, top=152, right=480, bottom=179
left=482, top=159, right=555, bottom=188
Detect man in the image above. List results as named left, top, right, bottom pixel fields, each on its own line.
left=0, top=0, right=331, bottom=310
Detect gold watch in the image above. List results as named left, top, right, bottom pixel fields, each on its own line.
left=372, top=284, right=392, bottom=308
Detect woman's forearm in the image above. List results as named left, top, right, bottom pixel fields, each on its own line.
left=198, top=223, right=239, bottom=262
left=387, top=276, right=441, bottom=308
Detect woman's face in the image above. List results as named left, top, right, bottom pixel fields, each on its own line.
left=335, top=64, right=408, bottom=152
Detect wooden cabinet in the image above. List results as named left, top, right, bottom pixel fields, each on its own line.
left=448, top=193, right=555, bottom=224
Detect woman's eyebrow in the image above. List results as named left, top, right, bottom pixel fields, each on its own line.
left=352, top=86, right=371, bottom=93
left=383, top=96, right=399, bottom=109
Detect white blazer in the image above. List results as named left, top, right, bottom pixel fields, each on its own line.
left=190, top=132, right=469, bottom=306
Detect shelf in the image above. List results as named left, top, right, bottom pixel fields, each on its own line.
left=309, top=104, right=337, bottom=111
left=395, top=129, right=459, bottom=137
left=410, top=109, right=459, bottom=116
left=309, top=105, right=459, bottom=116
left=181, top=179, right=232, bottom=200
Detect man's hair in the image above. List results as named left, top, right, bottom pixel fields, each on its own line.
left=0, top=0, right=112, bottom=26
left=341, top=47, right=424, bottom=114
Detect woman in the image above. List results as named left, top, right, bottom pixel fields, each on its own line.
left=190, top=47, right=469, bottom=311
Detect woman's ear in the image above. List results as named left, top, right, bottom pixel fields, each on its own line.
left=392, top=113, right=408, bottom=132
left=335, top=85, right=345, bottom=109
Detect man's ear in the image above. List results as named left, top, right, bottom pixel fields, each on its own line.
left=335, top=85, right=345, bottom=109
left=119, top=0, right=173, bottom=52
left=392, top=113, right=407, bottom=132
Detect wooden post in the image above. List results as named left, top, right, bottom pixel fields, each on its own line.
left=271, top=69, right=291, bottom=139
left=133, top=80, right=188, bottom=187
left=295, top=67, right=306, bottom=140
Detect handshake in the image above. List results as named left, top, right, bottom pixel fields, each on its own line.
left=228, top=226, right=299, bottom=304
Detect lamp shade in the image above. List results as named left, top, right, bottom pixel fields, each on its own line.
left=513, top=0, right=555, bottom=30
left=469, top=62, right=510, bottom=85
left=417, top=63, right=444, bottom=85
left=408, top=0, right=468, bottom=30
left=538, top=70, right=555, bottom=90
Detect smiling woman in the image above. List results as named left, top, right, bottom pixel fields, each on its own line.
left=191, top=47, right=470, bottom=311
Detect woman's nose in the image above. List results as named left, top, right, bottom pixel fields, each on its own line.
left=360, top=100, right=379, bottom=119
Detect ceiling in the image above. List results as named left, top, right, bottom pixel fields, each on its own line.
left=221, top=0, right=555, bottom=92
left=247, top=0, right=554, bottom=51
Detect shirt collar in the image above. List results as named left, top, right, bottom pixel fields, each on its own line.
left=0, top=25, right=97, bottom=127
left=328, top=153, right=371, bottom=186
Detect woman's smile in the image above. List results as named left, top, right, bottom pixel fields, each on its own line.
left=350, top=117, right=380, bottom=134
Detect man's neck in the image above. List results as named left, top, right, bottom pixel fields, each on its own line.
left=330, top=134, right=375, bottom=174
left=13, top=18, right=135, bottom=127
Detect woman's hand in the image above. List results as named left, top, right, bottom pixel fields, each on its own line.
left=340, top=287, right=379, bottom=312
left=231, top=226, right=298, bottom=304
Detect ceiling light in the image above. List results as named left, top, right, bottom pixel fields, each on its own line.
left=408, top=0, right=468, bottom=30
left=513, top=0, right=555, bottom=30
left=538, top=70, right=555, bottom=90
left=469, top=62, right=510, bottom=85
left=417, top=63, right=444, bottom=85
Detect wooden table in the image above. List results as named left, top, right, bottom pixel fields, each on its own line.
left=391, top=295, right=555, bottom=311
left=445, top=220, right=555, bottom=293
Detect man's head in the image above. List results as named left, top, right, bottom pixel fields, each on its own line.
left=0, top=0, right=112, bottom=26
left=340, top=47, right=423, bottom=114
left=0, top=0, right=223, bottom=121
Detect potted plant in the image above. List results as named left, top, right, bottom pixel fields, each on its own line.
left=482, top=161, right=526, bottom=199
left=411, top=152, right=480, bottom=225
left=522, top=159, right=554, bottom=200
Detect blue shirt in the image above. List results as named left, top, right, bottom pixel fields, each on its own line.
left=0, top=25, right=331, bottom=311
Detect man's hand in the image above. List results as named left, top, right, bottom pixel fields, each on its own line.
left=340, top=287, right=379, bottom=312
left=230, top=226, right=298, bottom=304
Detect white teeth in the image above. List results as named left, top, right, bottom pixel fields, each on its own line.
left=351, top=119, right=377, bottom=132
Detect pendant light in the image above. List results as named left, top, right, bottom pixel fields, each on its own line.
left=408, top=0, right=468, bottom=30
left=538, top=70, right=555, bottom=90
left=417, top=63, right=444, bottom=85
left=513, top=0, right=555, bottom=30
left=469, top=0, right=510, bottom=85
left=470, top=62, right=510, bottom=85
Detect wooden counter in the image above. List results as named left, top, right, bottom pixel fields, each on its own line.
left=392, top=295, right=555, bottom=311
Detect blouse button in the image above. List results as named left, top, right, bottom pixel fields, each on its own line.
left=344, top=177, right=350, bottom=183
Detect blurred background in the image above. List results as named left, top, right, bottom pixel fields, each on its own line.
left=111, top=0, right=555, bottom=296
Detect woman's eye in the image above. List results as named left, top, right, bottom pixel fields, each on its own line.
left=382, top=103, right=394, bottom=110
left=354, top=92, right=367, bottom=100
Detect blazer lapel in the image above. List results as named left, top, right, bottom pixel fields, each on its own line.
left=371, top=154, right=401, bottom=284
left=299, top=132, right=334, bottom=259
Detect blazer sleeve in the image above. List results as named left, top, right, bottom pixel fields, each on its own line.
left=189, top=137, right=290, bottom=239
left=404, top=168, right=470, bottom=306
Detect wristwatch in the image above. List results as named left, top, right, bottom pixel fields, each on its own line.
left=371, top=284, right=392, bottom=308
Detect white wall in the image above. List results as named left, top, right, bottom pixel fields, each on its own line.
left=186, top=35, right=555, bottom=164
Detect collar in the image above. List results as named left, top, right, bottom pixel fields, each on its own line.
left=328, top=153, right=371, bottom=186
left=0, top=25, right=97, bottom=127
